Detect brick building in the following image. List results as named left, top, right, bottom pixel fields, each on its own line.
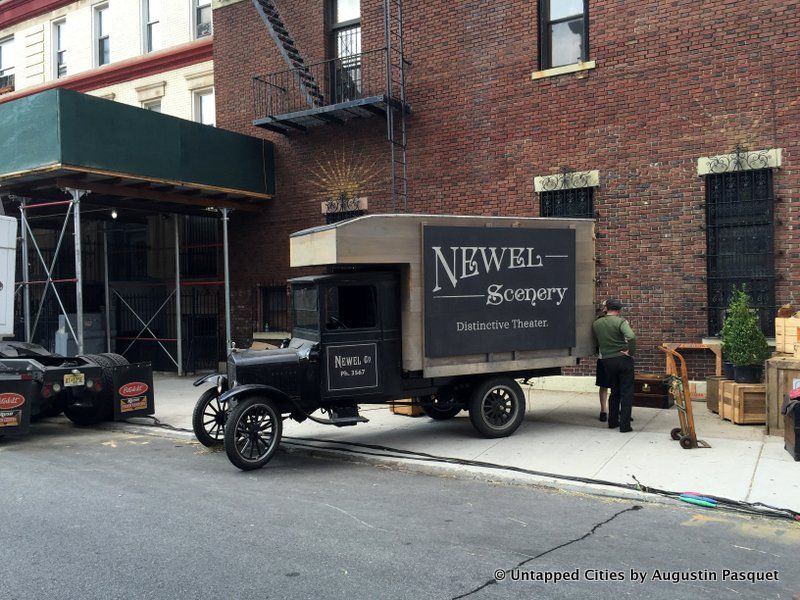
left=0, top=0, right=215, bottom=122
left=211, top=0, right=798, bottom=374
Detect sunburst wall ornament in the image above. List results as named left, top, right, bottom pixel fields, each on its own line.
left=309, top=145, right=386, bottom=214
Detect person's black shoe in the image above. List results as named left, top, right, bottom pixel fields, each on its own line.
left=608, top=421, right=619, bottom=429
left=619, top=425, right=633, bottom=433
left=599, top=412, right=608, bottom=422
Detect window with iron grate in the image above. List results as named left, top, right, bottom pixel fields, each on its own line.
left=539, top=187, right=594, bottom=219
left=705, top=168, right=775, bottom=337
left=261, top=285, right=289, bottom=332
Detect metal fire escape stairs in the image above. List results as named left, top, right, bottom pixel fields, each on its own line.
left=384, top=0, right=408, bottom=211
left=251, top=0, right=410, bottom=212
left=252, top=0, right=324, bottom=109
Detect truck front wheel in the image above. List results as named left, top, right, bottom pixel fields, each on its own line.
left=223, top=397, right=282, bottom=471
left=468, top=378, right=526, bottom=438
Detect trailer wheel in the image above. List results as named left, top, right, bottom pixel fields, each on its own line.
left=419, top=394, right=463, bottom=420
left=63, top=398, right=109, bottom=426
left=468, top=378, right=526, bottom=438
left=78, top=354, right=115, bottom=420
left=101, top=353, right=129, bottom=367
left=192, top=388, right=228, bottom=447
left=224, top=397, right=282, bottom=471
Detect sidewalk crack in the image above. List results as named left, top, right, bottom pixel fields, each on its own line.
left=744, top=441, right=765, bottom=503
left=450, top=505, right=642, bottom=599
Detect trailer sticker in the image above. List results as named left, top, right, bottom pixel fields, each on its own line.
left=119, top=382, right=149, bottom=397
left=0, top=392, right=24, bottom=410
left=0, top=410, right=22, bottom=427
left=326, top=343, right=379, bottom=392
left=119, top=396, right=149, bottom=413
left=423, top=226, right=577, bottom=358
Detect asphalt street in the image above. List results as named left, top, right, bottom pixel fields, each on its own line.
left=1, top=423, right=799, bottom=600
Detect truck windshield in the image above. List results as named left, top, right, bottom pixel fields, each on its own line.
left=292, top=286, right=319, bottom=331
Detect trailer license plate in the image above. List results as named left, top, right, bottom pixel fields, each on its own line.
left=64, top=373, right=85, bottom=387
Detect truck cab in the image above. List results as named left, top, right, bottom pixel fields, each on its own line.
left=224, top=270, right=402, bottom=416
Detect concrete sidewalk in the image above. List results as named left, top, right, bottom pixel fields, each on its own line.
left=142, top=374, right=800, bottom=512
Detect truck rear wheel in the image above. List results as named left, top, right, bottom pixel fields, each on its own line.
left=192, top=388, right=227, bottom=447
left=419, top=394, right=463, bottom=420
left=468, top=377, right=526, bottom=438
left=224, top=397, right=282, bottom=471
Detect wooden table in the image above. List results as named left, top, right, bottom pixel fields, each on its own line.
left=662, top=342, right=722, bottom=377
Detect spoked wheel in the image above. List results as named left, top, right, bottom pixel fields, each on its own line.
left=192, top=388, right=228, bottom=447
left=224, top=397, right=282, bottom=471
left=468, top=377, right=526, bottom=438
left=419, top=393, right=463, bottom=421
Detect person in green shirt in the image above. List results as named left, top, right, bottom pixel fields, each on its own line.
left=592, top=298, right=636, bottom=432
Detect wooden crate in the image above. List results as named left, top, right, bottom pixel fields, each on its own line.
left=731, top=384, right=766, bottom=425
left=705, top=376, right=727, bottom=414
left=765, top=356, right=800, bottom=435
left=719, top=380, right=736, bottom=421
left=390, top=401, right=424, bottom=417
left=775, top=317, right=800, bottom=354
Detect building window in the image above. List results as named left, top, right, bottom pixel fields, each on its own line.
left=0, top=36, right=15, bottom=90
left=329, top=0, right=361, bottom=103
left=261, top=285, right=289, bottom=332
left=94, top=4, right=110, bottom=66
left=53, top=20, right=67, bottom=78
left=540, top=188, right=594, bottom=218
left=193, top=88, right=215, bottom=126
left=143, top=0, right=160, bottom=52
left=194, top=0, right=212, bottom=39
left=706, top=169, right=775, bottom=337
left=142, top=100, right=161, bottom=112
left=538, top=0, right=588, bottom=70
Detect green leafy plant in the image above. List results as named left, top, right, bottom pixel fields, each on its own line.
left=722, top=288, right=770, bottom=367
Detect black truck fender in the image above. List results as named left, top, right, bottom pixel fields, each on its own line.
left=218, top=384, right=294, bottom=414
left=193, top=373, right=227, bottom=390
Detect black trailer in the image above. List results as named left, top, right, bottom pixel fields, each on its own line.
left=192, top=214, right=595, bottom=470
left=0, top=342, right=154, bottom=437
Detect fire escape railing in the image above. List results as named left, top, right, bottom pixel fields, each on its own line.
left=253, top=48, right=389, bottom=120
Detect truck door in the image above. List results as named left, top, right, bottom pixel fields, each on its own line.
left=0, top=215, right=17, bottom=338
left=320, top=282, right=385, bottom=399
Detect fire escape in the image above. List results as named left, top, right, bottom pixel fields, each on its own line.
left=251, top=0, right=409, bottom=211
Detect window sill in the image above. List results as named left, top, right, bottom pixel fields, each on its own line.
left=531, top=60, right=596, bottom=81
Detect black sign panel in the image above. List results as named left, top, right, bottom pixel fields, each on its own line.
left=423, top=226, right=576, bottom=358
left=112, top=362, right=155, bottom=420
left=326, top=343, right=379, bottom=392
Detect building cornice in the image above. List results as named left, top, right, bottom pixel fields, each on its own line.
left=0, top=38, right=213, bottom=105
left=0, top=0, right=77, bottom=29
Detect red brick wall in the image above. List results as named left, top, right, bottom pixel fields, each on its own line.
left=214, top=0, right=799, bottom=376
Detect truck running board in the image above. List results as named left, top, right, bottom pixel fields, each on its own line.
left=306, top=406, right=369, bottom=427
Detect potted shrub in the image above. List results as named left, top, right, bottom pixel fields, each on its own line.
left=723, top=288, right=770, bottom=383
left=719, top=311, right=736, bottom=380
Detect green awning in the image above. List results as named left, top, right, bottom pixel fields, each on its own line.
left=0, top=88, right=275, bottom=212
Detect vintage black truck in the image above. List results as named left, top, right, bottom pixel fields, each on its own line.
left=193, top=214, right=595, bottom=470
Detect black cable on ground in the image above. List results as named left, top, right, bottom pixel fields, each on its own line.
left=123, top=416, right=800, bottom=523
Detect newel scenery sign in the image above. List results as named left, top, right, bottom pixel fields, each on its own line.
left=423, top=226, right=576, bottom=358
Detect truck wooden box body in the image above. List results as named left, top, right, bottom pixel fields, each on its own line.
left=193, top=214, right=595, bottom=470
